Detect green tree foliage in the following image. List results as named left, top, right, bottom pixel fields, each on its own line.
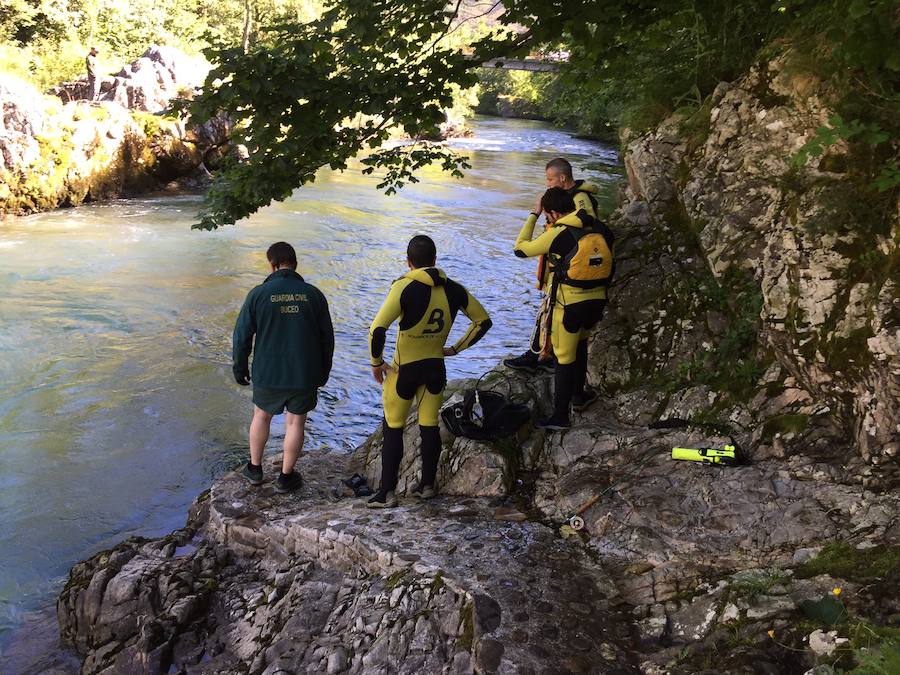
left=3, top=1, right=896, bottom=227
left=787, top=0, right=900, bottom=192
left=0, top=0, right=327, bottom=89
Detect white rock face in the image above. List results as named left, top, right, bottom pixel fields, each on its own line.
left=0, top=76, right=53, bottom=172
left=54, top=44, right=211, bottom=113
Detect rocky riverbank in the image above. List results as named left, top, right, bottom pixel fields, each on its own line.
left=0, top=46, right=229, bottom=217
left=55, top=56, right=899, bottom=674
left=56, top=425, right=900, bottom=674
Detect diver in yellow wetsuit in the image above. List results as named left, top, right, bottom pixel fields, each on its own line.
left=367, top=235, right=492, bottom=508
left=513, top=187, right=615, bottom=430
left=504, top=157, right=602, bottom=373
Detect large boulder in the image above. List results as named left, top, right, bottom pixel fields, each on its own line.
left=0, top=76, right=52, bottom=174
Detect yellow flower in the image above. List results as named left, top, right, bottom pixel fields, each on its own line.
left=832, top=587, right=842, bottom=596
left=767, top=630, right=776, bottom=639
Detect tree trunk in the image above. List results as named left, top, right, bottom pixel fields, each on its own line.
left=242, top=0, right=252, bottom=53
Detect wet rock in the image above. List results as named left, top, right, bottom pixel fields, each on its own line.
left=475, top=639, right=504, bottom=672
left=474, top=593, right=502, bottom=633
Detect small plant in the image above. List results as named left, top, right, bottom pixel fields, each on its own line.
left=793, top=115, right=890, bottom=167
left=728, top=569, right=791, bottom=603
left=849, top=639, right=900, bottom=674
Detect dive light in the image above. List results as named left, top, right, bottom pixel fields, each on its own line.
left=671, top=445, right=738, bottom=466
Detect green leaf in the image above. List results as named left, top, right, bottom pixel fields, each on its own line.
left=799, top=595, right=848, bottom=626
left=848, top=0, right=872, bottom=19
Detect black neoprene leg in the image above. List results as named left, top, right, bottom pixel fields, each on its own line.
left=574, top=339, right=589, bottom=397
left=530, top=312, right=542, bottom=353
left=419, top=425, right=441, bottom=487
left=380, top=421, right=404, bottom=492
left=553, top=362, right=577, bottom=422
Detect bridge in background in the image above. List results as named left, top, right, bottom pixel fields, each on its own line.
left=478, top=57, right=563, bottom=72
left=465, top=51, right=568, bottom=72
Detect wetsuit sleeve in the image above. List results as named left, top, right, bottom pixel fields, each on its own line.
left=316, top=290, right=335, bottom=386
left=573, top=191, right=599, bottom=218
left=512, top=213, right=538, bottom=256
left=448, top=287, right=492, bottom=355
left=232, top=288, right=257, bottom=379
left=368, top=281, right=404, bottom=366
left=514, top=221, right=559, bottom=258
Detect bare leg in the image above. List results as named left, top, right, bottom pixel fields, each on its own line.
left=281, top=412, right=306, bottom=474
left=249, top=406, right=273, bottom=466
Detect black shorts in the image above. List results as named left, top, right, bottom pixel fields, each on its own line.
left=394, top=358, right=446, bottom=399
left=252, top=386, right=317, bottom=415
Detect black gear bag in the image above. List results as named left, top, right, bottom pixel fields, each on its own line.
left=440, top=371, right=531, bottom=441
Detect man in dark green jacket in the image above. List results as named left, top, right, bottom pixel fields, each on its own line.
left=233, top=242, right=334, bottom=492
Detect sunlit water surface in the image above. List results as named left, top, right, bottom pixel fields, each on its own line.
left=0, top=116, right=620, bottom=671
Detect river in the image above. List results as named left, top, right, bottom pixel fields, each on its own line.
left=0, top=116, right=620, bottom=671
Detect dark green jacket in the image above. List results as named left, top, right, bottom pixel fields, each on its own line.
left=233, top=269, right=334, bottom=390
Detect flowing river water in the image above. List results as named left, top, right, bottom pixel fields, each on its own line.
left=0, top=116, right=620, bottom=670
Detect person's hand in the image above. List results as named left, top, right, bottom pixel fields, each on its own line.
left=443, top=347, right=456, bottom=357
left=372, top=362, right=395, bottom=384
left=532, top=195, right=543, bottom=216
left=234, top=371, right=251, bottom=386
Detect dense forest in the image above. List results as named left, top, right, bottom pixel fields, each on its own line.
left=2, top=0, right=897, bottom=228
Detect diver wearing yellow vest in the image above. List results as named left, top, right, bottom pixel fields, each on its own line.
left=367, top=235, right=492, bottom=507
left=505, top=157, right=601, bottom=373
left=513, top=187, right=614, bottom=430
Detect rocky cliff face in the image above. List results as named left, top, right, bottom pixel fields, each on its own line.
left=0, top=47, right=227, bottom=216
left=617, top=60, right=898, bottom=472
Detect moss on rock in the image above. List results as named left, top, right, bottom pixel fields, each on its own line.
left=796, top=542, right=900, bottom=583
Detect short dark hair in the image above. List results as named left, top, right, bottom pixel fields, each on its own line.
left=266, top=241, right=297, bottom=269
left=541, top=187, right=576, bottom=214
left=407, top=235, right=437, bottom=268
left=545, top=157, right=573, bottom=179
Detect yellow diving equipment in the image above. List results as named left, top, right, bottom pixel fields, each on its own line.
left=671, top=445, right=738, bottom=466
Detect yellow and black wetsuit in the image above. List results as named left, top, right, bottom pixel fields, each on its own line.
left=515, top=210, right=613, bottom=364
left=369, top=267, right=491, bottom=491
left=515, top=210, right=614, bottom=423
left=570, top=180, right=600, bottom=218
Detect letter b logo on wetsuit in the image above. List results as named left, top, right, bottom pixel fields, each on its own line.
left=422, top=308, right=446, bottom=334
